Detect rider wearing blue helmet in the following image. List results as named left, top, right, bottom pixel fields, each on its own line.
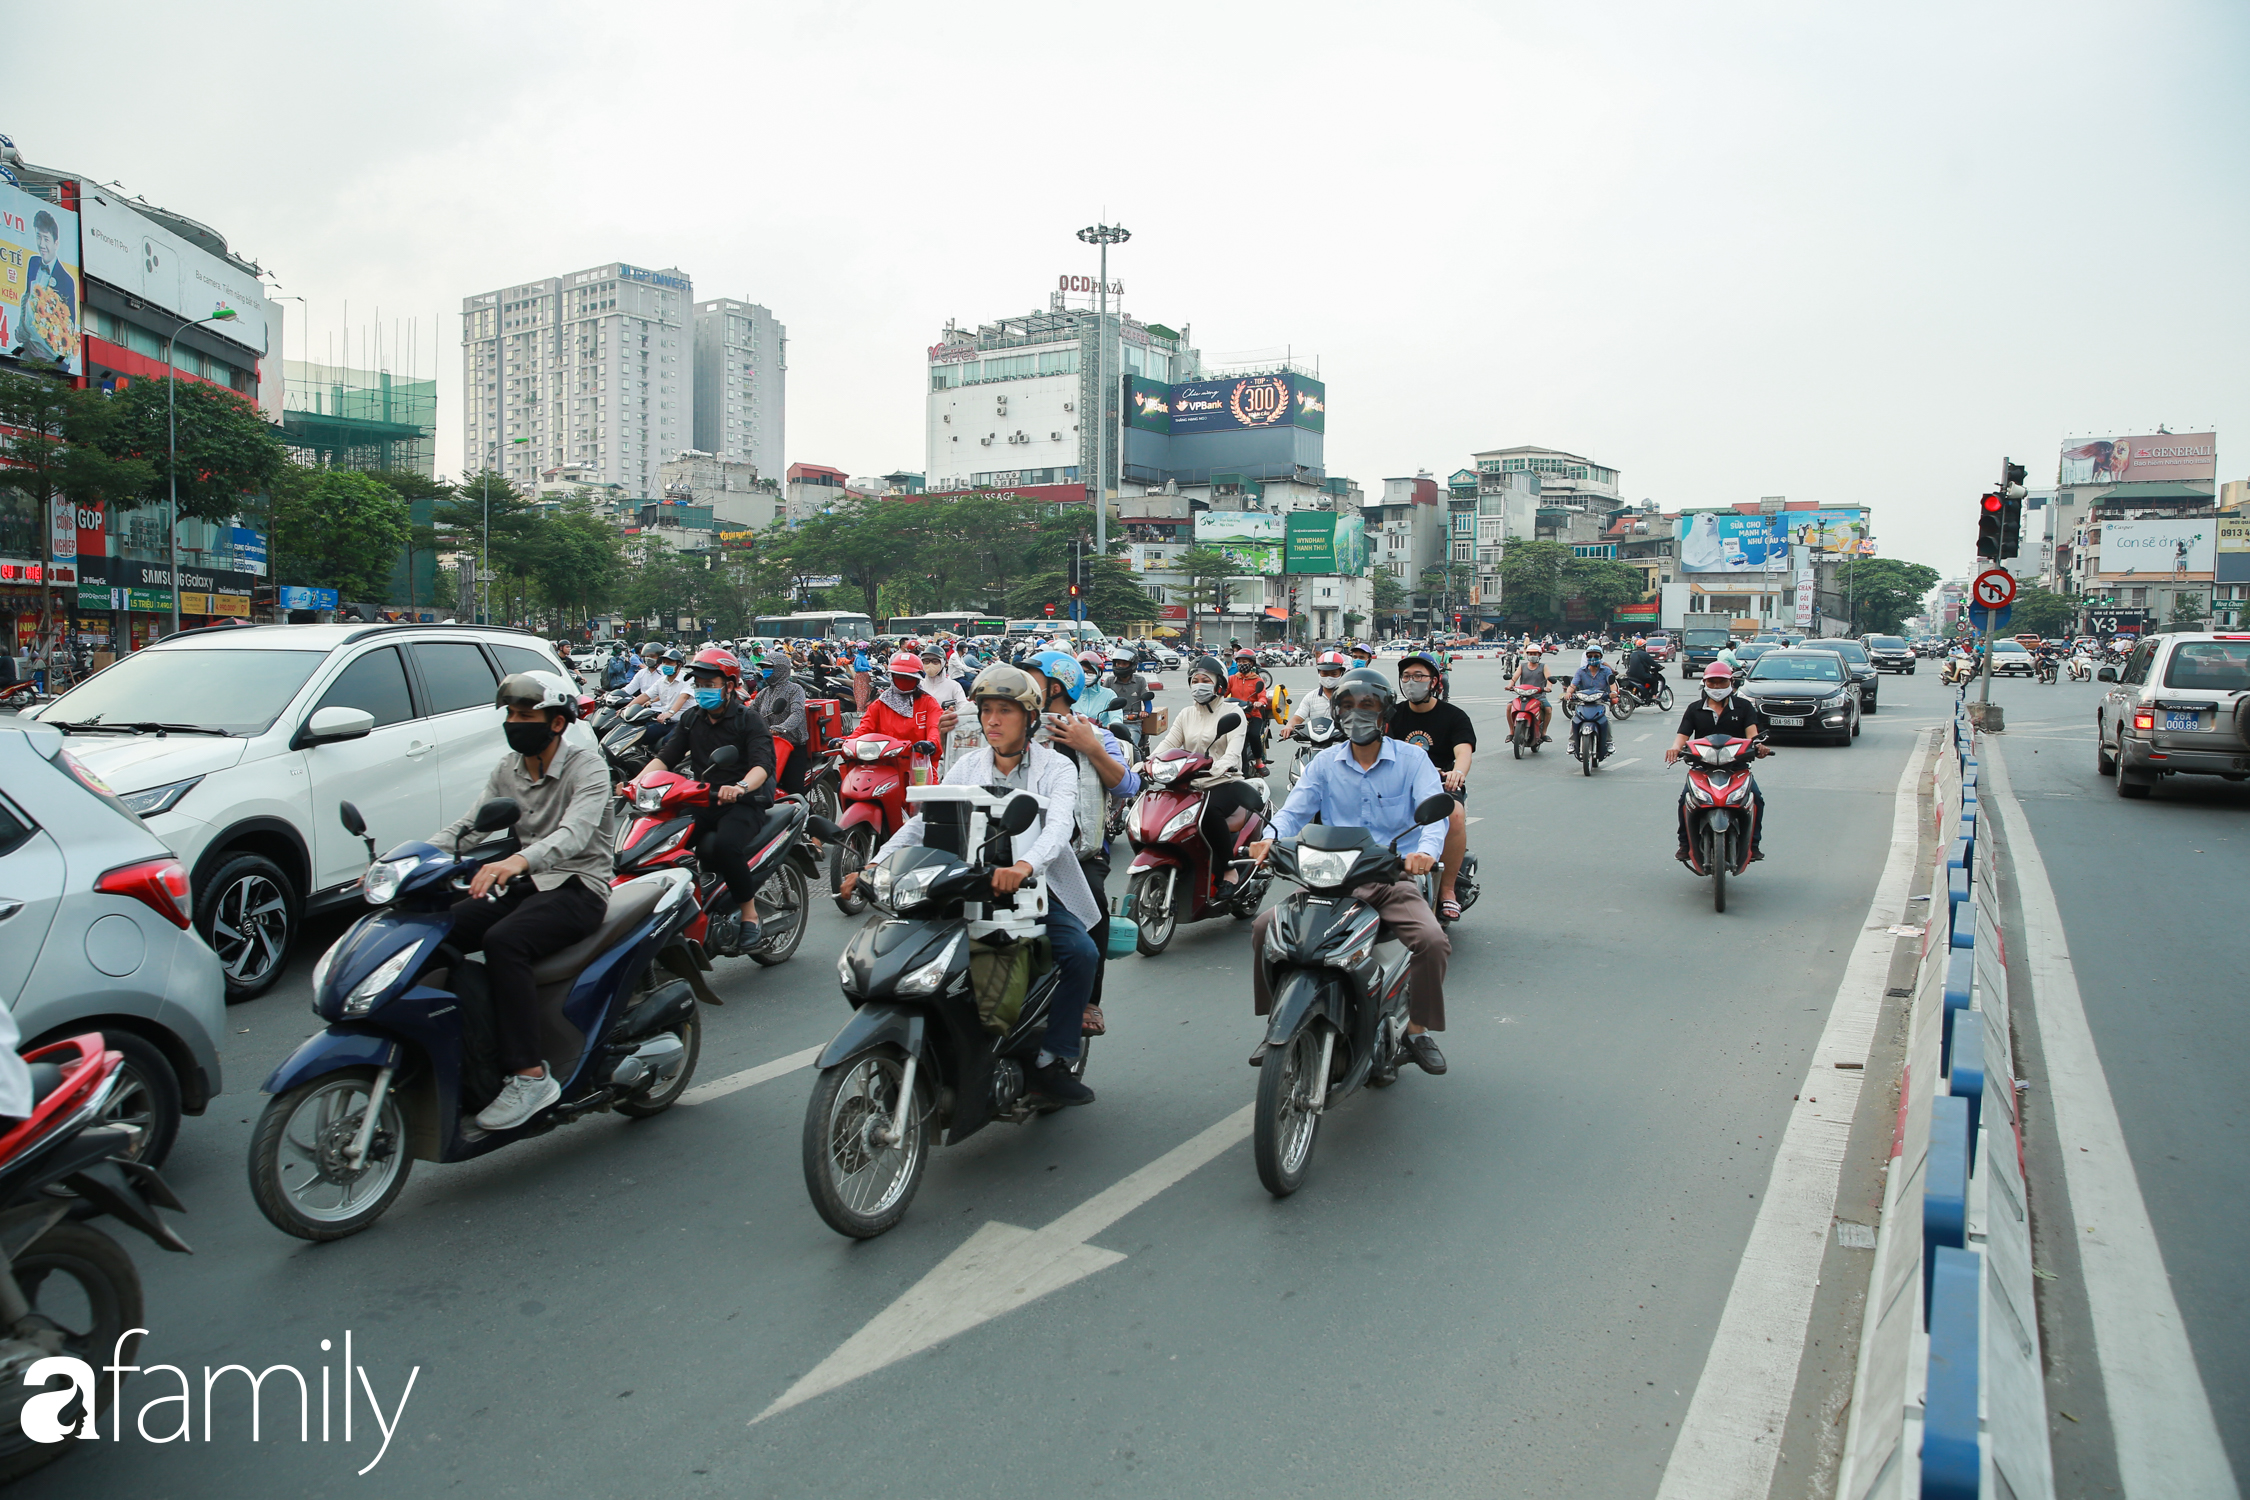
left=1026, top=650, right=1139, bottom=1035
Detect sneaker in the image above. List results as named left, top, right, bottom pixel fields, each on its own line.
left=475, top=1071, right=561, bottom=1131
left=1024, top=1059, right=1096, bottom=1107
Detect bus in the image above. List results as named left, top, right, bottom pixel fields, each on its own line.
left=886, top=613, right=1005, bottom=639
left=750, top=611, right=873, bottom=640
left=1007, top=618, right=1106, bottom=645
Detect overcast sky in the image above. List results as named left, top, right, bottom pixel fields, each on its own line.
left=16, top=0, right=2246, bottom=576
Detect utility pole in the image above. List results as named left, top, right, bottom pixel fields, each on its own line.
left=1076, top=223, right=1129, bottom=564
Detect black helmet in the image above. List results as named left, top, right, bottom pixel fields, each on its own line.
left=1330, top=666, right=1396, bottom=712
left=1190, top=654, right=1226, bottom=681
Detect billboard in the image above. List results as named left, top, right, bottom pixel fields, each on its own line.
left=2059, top=432, right=2217, bottom=486
left=1785, top=508, right=1867, bottom=551
left=1194, top=512, right=1282, bottom=576
left=1125, top=374, right=1171, bottom=433
left=1169, top=373, right=1324, bottom=436
left=1, top=181, right=81, bottom=376
left=1677, top=513, right=1787, bottom=572
left=1283, top=511, right=1368, bottom=576
left=2096, top=519, right=2214, bottom=577
left=79, top=191, right=270, bottom=355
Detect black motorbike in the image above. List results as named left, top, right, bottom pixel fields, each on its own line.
left=1611, top=675, right=1674, bottom=719
left=800, top=785, right=1086, bottom=1240
left=599, top=701, right=667, bottom=779
left=1249, top=793, right=1456, bottom=1196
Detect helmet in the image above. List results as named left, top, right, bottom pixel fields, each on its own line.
left=1107, top=646, right=1135, bottom=664
left=970, top=663, right=1044, bottom=715
left=1702, top=662, right=1735, bottom=681
left=1585, top=644, right=1604, bottom=658
left=688, top=646, right=741, bottom=682
left=1029, top=650, right=1085, bottom=704
left=1190, top=654, right=1226, bottom=681
left=663, top=646, right=688, bottom=664
left=1347, top=641, right=1373, bottom=656
left=1233, top=648, right=1256, bottom=662
left=1398, top=651, right=1442, bottom=679
left=1329, top=667, right=1397, bottom=713
left=1633, top=636, right=1647, bottom=647
left=1077, top=648, right=1105, bottom=674
left=495, top=670, right=581, bottom=721
left=886, top=650, right=924, bottom=678
left=1524, top=643, right=1543, bottom=655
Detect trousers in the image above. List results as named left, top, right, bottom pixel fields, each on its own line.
left=1251, top=879, right=1450, bottom=1030
left=692, top=800, right=770, bottom=904
left=448, top=879, right=610, bottom=1074
left=1038, top=905, right=1101, bottom=1061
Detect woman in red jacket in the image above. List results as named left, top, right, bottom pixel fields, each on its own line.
left=857, top=650, right=945, bottom=746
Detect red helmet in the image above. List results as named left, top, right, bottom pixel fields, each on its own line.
left=1315, top=650, right=1348, bottom=670
left=887, top=650, right=925, bottom=678
left=688, top=647, right=741, bottom=682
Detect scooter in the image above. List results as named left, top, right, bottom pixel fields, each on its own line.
left=1248, top=793, right=1457, bottom=1197
left=828, top=730, right=939, bottom=914
left=1679, top=734, right=1771, bottom=912
left=1123, top=714, right=1270, bottom=955
left=248, top=798, right=708, bottom=1240
left=1569, top=688, right=1612, bottom=775
left=599, top=701, right=667, bottom=779
left=0, top=1035, right=189, bottom=1481
left=616, top=746, right=815, bottom=971
left=1286, top=712, right=1344, bottom=791
left=800, top=784, right=1085, bottom=1239
left=1508, top=685, right=1549, bottom=759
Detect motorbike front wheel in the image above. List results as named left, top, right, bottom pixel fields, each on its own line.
left=248, top=1068, right=413, bottom=1241
left=0, top=1221, right=145, bottom=1482
left=751, top=864, right=810, bottom=966
left=830, top=825, right=876, bottom=915
left=1254, top=1023, right=1325, bottom=1198
left=1131, top=867, right=1178, bottom=955
left=1512, top=720, right=1528, bottom=760
left=802, top=1048, right=929, bottom=1239
left=1580, top=730, right=1596, bottom=775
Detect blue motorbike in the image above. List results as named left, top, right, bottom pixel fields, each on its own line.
left=247, top=797, right=711, bottom=1240
left=1568, top=687, right=1612, bottom=776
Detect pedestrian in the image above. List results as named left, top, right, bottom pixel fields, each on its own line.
left=850, top=639, right=873, bottom=713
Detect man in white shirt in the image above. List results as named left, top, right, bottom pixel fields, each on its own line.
left=626, top=647, right=695, bottom=722
left=840, top=663, right=1101, bottom=1107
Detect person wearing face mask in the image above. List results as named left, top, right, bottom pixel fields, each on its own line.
left=1248, top=667, right=1452, bottom=1076
left=1387, top=652, right=1476, bottom=921
left=430, top=673, right=619, bottom=1129
left=1665, top=661, right=1771, bottom=862
left=750, top=652, right=811, bottom=793
left=1567, top=644, right=1621, bottom=765
left=630, top=648, right=778, bottom=953
left=1105, top=647, right=1150, bottom=755
left=1507, top=642, right=1555, bottom=744
left=1026, top=652, right=1138, bottom=1036
left=1286, top=650, right=1350, bottom=734
left=855, top=649, right=947, bottom=750
left=1150, top=656, right=1262, bottom=890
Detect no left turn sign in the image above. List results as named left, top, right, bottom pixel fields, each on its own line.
left=1973, top=569, right=2017, bottom=610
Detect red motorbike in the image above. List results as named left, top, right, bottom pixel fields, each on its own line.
left=1124, top=719, right=1270, bottom=956
left=1679, top=733, right=1771, bottom=912
left=615, top=747, right=817, bottom=975
left=828, top=730, right=938, bottom=914
left=1507, top=684, right=1549, bottom=759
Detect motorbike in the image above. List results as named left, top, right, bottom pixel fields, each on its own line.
left=1679, top=734, right=1771, bottom=912
left=1508, top=685, right=1549, bottom=759
left=599, top=700, right=668, bottom=780
left=1124, top=714, right=1271, bottom=955
left=615, top=746, right=815, bottom=969
left=1248, top=793, right=1457, bottom=1196
left=586, top=688, right=633, bottom=738
left=2036, top=654, right=2060, bottom=684
left=801, top=784, right=1086, bottom=1239
left=248, top=797, right=709, bottom=1240
left=1569, top=688, right=1611, bottom=775
left=2067, top=654, right=2093, bottom=682
left=1287, top=712, right=1344, bottom=791
left=827, top=730, right=939, bottom=914
left=1612, top=675, right=1674, bottom=719
left=0, top=1034, right=189, bottom=1481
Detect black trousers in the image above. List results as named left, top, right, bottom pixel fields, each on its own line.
left=1201, top=780, right=1265, bottom=880
left=448, top=880, right=610, bottom=1074
left=693, top=800, right=770, bottom=905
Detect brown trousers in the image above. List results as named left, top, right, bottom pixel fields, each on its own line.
left=1251, top=879, right=1450, bottom=1030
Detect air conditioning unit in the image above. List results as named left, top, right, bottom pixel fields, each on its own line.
left=1051, top=431, right=1063, bottom=441
left=980, top=436, right=993, bottom=446
left=943, top=415, right=951, bottom=423
left=1064, top=402, right=1074, bottom=412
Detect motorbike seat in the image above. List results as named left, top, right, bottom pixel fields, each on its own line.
left=529, top=879, right=668, bottom=986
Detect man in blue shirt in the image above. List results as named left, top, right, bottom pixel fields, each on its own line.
left=1247, top=668, right=1453, bottom=1075
left=1568, top=645, right=1621, bottom=763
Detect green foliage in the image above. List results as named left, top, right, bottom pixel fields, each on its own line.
left=1838, top=558, right=1942, bottom=635
left=2168, top=592, right=2207, bottom=630
left=1371, top=569, right=1410, bottom=622
left=272, top=469, right=412, bottom=602
left=1000, top=554, right=1158, bottom=627
left=1495, top=540, right=1572, bottom=623
left=102, top=376, right=288, bottom=523
left=1561, top=555, right=1647, bottom=619
left=2007, top=580, right=2076, bottom=637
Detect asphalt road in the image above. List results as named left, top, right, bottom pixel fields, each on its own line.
left=26, top=651, right=1954, bottom=1499
left=1968, top=671, right=2249, bottom=1493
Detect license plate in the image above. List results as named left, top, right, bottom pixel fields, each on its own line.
left=2164, top=710, right=2205, bottom=731
left=1770, top=715, right=1804, bottom=726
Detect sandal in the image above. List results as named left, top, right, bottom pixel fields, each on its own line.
left=1081, top=1005, right=1107, bottom=1036
left=1438, top=898, right=1462, bottom=922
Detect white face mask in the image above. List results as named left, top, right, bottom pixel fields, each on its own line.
left=1190, top=681, right=1217, bottom=704
left=1706, top=686, right=1733, bottom=701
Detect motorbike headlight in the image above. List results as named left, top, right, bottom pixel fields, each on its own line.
left=343, top=945, right=420, bottom=1016
left=1296, top=847, right=1357, bottom=889
left=118, top=775, right=204, bottom=818
left=895, top=937, right=960, bottom=997
left=856, top=739, right=884, bottom=761
left=634, top=785, right=667, bottom=812
left=1159, top=805, right=1202, bottom=842
left=361, top=856, right=420, bottom=906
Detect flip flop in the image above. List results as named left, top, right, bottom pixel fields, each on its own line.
left=1438, top=898, right=1462, bottom=922
left=1081, top=1005, right=1107, bottom=1036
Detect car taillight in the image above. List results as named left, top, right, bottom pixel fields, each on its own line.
left=97, top=857, right=193, bottom=929
left=2132, top=710, right=2155, bottom=732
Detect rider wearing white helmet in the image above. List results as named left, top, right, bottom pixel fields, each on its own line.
left=1507, top=642, right=1555, bottom=744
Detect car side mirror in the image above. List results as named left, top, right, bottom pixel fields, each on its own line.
left=997, top=792, right=1042, bottom=837
left=473, top=797, right=521, bottom=832
left=1413, top=794, right=1456, bottom=826
left=1216, top=713, right=1243, bottom=734
left=338, top=800, right=367, bottom=836
left=297, top=705, right=375, bottom=748
left=2096, top=667, right=2117, bottom=682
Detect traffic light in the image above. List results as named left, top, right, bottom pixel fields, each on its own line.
left=1997, top=458, right=2027, bottom=560
left=1067, top=544, right=1083, bottom=597
left=1976, top=493, right=2003, bottom=560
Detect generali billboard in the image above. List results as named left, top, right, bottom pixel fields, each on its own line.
left=2059, top=432, right=2217, bottom=486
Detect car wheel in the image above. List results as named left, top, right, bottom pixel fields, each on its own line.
left=2095, top=721, right=2116, bottom=776
left=195, top=852, right=298, bottom=1002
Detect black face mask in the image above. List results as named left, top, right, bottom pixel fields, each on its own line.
left=504, top=721, right=557, bottom=756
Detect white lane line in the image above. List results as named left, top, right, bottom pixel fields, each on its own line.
left=1605, top=757, right=1640, bottom=770
left=755, top=1105, right=1254, bottom=1423
left=1635, top=732, right=1654, bottom=742
left=1655, top=729, right=1930, bottom=1500
left=678, top=1044, right=824, bottom=1106
left=1466, top=816, right=1483, bottom=825
left=1982, top=743, right=2241, bottom=1500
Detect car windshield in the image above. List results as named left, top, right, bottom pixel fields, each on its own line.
left=1993, top=642, right=2029, bottom=655
left=2163, top=641, right=2250, bottom=690
left=40, top=649, right=325, bottom=736
left=1822, top=641, right=1870, bottom=663
left=1735, top=644, right=1774, bottom=660
left=1868, top=636, right=1905, bottom=649
left=1749, top=655, right=1844, bottom=682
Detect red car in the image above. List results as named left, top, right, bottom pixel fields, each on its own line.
left=1643, top=634, right=1676, bottom=663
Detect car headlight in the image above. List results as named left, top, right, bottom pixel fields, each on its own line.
left=118, top=775, right=203, bottom=818
left=1159, top=805, right=1201, bottom=842
left=343, top=945, right=420, bottom=1016
left=1820, top=691, right=1849, bottom=708
left=1296, top=846, right=1357, bottom=888
left=361, top=855, right=420, bottom=905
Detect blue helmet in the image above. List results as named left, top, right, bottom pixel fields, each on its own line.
left=1029, top=650, right=1085, bottom=704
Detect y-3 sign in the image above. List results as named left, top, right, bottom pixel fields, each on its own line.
left=1972, top=569, right=2016, bottom=610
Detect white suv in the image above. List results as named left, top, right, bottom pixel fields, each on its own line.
left=28, top=624, right=592, bottom=998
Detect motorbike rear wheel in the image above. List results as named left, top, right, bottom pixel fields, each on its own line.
left=1254, top=1023, right=1325, bottom=1198
left=616, top=1009, right=701, bottom=1118
left=1131, top=867, right=1177, bottom=955
left=803, top=776, right=841, bottom=828
left=0, top=1221, right=144, bottom=1481
left=830, top=825, right=876, bottom=915
left=248, top=1068, right=412, bottom=1242
left=751, top=864, right=810, bottom=966
left=802, top=1048, right=928, bottom=1239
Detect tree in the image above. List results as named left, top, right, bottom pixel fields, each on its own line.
left=271, top=469, right=413, bottom=603
left=2168, top=591, right=2207, bottom=631
left=2007, top=580, right=2075, bottom=637
left=1838, top=558, right=1941, bottom=635
left=532, top=496, right=626, bottom=629
left=783, top=497, right=932, bottom=620
left=1001, top=554, right=1159, bottom=628
left=101, top=376, right=289, bottom=525
left=1495, top=540, right=1572, bottom=624
left=1174, top=546, right=1247, bottom=649
left=1561, top=556, right=1646, bottom=621
left=1371, top=568, right=1410, bottom=629
left=434, top=471, right=543, bottom=624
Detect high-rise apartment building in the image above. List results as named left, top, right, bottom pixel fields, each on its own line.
left=692, top=299, right=784, bottom=477
left=461, top=262, right=693, bottom=496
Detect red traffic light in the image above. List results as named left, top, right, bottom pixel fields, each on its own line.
left=1980, top=494, right=2003, bottom=513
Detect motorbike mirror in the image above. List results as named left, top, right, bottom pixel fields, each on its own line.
left=997, top=792, right=1042, bottom=837
left=1216, top=713, right=1242, bottom=734
left=707, top=744, right=740, bottom=770
left=1413, top=793, right=1456, bottom=826
left=338, top=800, right=367, bottom=836
left=473, top=797, right=521, bottom=832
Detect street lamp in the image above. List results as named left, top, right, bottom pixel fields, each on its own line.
left=158, top=306, right=241, bottom=635
left=1075, top=223, right=1129, bottom=562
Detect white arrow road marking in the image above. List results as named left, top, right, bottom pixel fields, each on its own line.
left=679, top=1044, right=824, bottom=1106
left=755, top=1104, right=1255, bottom=1423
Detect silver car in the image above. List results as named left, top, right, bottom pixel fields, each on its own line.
left=0, top=722, right=225, bottom=1164
left=2096, top=633, right=2250, bottom=798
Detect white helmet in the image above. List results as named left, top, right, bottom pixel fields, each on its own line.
left=495, top=670, right=581, bottom=721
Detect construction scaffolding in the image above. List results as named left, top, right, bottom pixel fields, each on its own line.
left=279, top=359, right=436, bottom=476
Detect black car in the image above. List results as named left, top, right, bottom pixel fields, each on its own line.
left=1741, top=649, right=1861, bottom=746
left=1861, top=634, right=1916, bottom=674
left=1796, top=638, right=1879, bottom=712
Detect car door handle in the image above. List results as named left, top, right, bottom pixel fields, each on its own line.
left=0, top=900, right=22, bottom=921
left=406, top=740, right=433, bottom=758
